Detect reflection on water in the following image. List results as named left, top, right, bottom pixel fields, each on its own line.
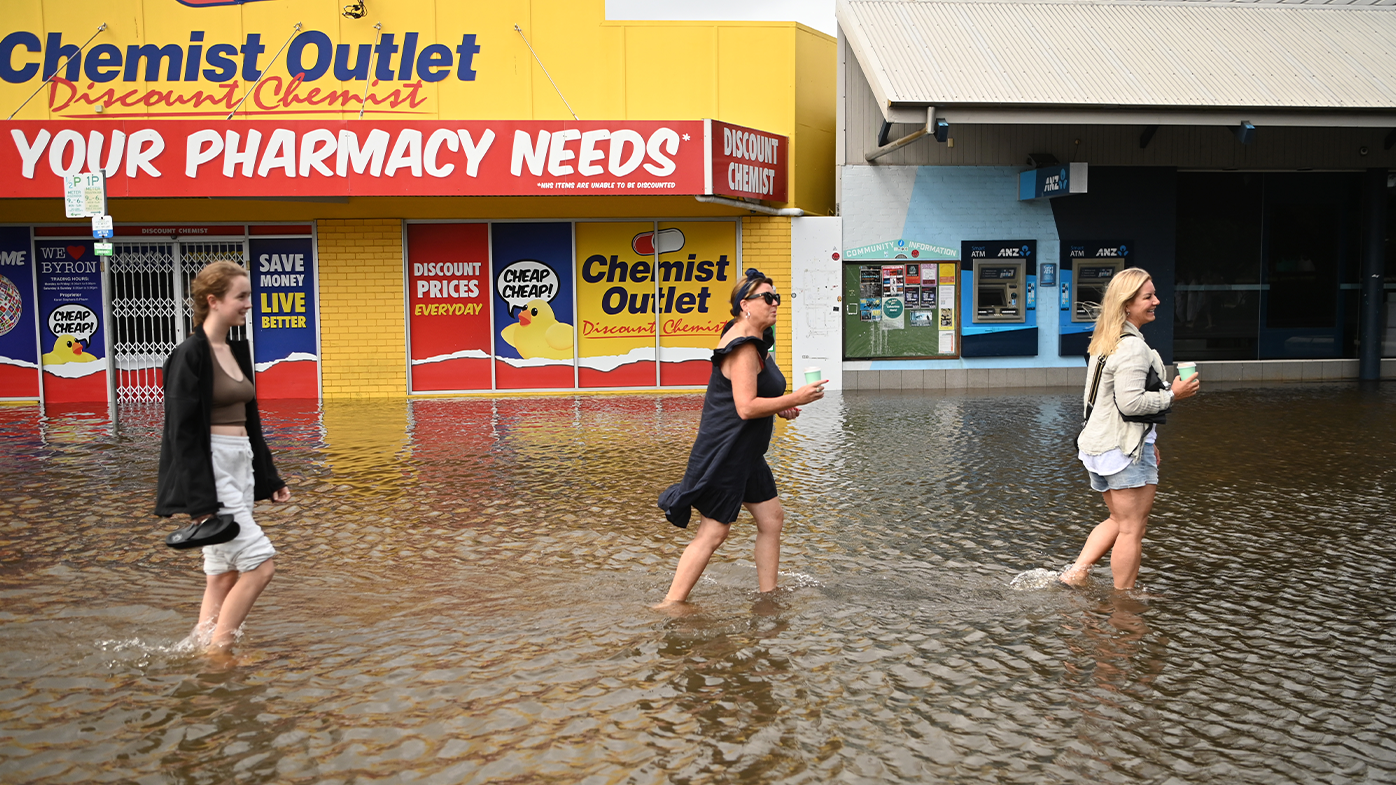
left=1, top=382, right=1394, bottom=783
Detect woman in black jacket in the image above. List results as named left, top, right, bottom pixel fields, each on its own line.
left=155, top=261, right=289, bottom=652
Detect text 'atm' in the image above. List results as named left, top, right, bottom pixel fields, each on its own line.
left=973, top=261, right=1025, bottom=323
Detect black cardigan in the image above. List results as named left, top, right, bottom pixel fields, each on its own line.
left=154, top=327, right=285, bottom=518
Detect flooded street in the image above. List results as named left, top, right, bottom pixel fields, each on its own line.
left=1, top=382, right=1394, bottom=784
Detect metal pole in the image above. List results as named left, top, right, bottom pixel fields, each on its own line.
left=227, top=23, right=303, bottom=120
left=514, top=25, right=578, bottom=120
left=1358, top=168, right=1388, bottom=381
left=7, top=24, right=106, bottom=120
left=359, top=23, right=383, bottom=119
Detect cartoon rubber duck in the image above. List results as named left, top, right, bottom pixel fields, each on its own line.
left=42, top=334, right=97, bottom=365
left=501, top=299, right=574, bottom=360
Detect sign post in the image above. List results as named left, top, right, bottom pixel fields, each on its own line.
left=91, top=214, right=113, bottom=257
left=64, top=172, right=106, bottom=218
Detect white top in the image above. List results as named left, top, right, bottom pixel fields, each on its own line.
left=1080, top=426, right=1156, bottom=476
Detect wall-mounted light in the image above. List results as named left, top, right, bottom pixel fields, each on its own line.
left=1234, top=121, right=1256, bottom=145
left=934, top=119, right=949, bottom=144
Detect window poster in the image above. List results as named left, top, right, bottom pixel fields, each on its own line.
left=491, top=222, right=576, bottom=390
left=940, top=285, right=956, bottom=330
left=406, top=223, right=492, bottom=392
left=575, top=222, right=658, bottom=388
left=34, top=239, right=107, bottom=404
left=859, top=265, right=882, bottom=321
left=939, top=264, right=959, bottom=335
left=250, top=237, right=318, bottom=398
left=0, top=227, right=39, bottom=399
left=657, top=221, right=737, bottom=386
left=880, top=265, right=905, bottom=330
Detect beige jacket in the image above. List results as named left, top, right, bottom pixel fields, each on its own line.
left=1078, top=322, right=1173, bottom=462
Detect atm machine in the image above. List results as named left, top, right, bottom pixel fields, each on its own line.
left=973, top=262, right=1026, bottom=322
left=1071, top=261, right=1123, bottom=322
left=961, top=240, right=1038, bottom=357
left=1059, top=241, right=1130, bottom=356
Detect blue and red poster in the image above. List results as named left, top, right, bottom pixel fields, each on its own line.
left=0, top=227, right=39, bottom=399
left=406, top=223, right=492, bottom=392
left=491, top=223, right=576, bottom=390
left=249, top=237, right=319, bottom=398
left=34, top=239, right=107, bottom=404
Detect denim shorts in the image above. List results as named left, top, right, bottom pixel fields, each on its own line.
left=1087, top=443, right=1159, bottom=493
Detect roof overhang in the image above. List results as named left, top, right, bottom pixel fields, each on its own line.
left=840, top=0, right=1396, bottom=128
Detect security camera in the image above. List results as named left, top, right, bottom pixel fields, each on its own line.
left=343, top=2, right=367, bottom=19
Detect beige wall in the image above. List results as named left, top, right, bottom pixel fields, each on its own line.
left=842, top=40, right=1396, bottom=171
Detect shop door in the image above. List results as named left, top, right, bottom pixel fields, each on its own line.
left=109, top=241, right=248, bottom=403
left=1257, top=174, right=1357, bottom=359
left=1174, top=173, right=1263, bottom=361
left=1175, top=173, right=1359, bottom=361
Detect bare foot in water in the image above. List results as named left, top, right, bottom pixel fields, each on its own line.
left=650, top=599, right=698, bottom=617
left=1058, top=565, right=1090, bottom=586
left=201, top=646, right=239, bottom=670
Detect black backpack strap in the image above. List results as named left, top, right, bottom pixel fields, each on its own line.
left=1083, top=354, right=1106, bottom=423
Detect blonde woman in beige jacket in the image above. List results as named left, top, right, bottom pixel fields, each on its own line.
left=1061, top=268, right=1199, bottom=590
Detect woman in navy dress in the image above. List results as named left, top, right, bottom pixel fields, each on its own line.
left=656, top=269, right=828, bottom=606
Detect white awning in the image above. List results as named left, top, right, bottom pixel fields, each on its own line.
left=838, top=0, right=1396, bottom=126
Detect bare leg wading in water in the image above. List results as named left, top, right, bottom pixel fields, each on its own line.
left=658, top=498, right=785, bottom=607
left=1060, top=483, right=1155, bottom=589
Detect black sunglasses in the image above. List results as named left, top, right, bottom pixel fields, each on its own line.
left=744, top=291, right=781, bottom=306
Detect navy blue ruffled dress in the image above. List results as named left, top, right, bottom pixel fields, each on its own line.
left=658, top=334, right=787, bottom=527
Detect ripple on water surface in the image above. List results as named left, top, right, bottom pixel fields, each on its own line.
left=0, top=383, right=1394, bottom=784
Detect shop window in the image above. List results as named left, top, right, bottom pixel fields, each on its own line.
left=1175, top=173, right=1263, bottom=361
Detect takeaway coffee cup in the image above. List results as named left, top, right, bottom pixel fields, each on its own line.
left=1177, top=362, right=1197, bottom=381
left=803, top=367, right=822, bottom=384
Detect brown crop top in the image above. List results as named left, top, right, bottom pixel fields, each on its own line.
left=210, top=355, right=254, bottom=426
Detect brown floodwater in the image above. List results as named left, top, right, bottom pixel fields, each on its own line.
left=0, top=381, right=1393, bottom=784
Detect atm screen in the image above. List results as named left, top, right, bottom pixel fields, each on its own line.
left=978, top=287, right=1007, bottom=308
left=979, top=267, right=1017, bottom=280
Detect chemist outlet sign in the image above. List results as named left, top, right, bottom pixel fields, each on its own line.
left=0, top=119, right=789, bottom=201
left=0, top=22, right=480, bottom=119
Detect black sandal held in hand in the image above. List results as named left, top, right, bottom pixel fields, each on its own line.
left=165, top=513, right=239, bottom=549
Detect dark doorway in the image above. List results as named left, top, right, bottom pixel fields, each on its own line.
left=1259, top=174, right=1359, bottom=358
left=1175, top=172, right=1360, bottom=360
left=1174, top=173, right=1263, bottom=360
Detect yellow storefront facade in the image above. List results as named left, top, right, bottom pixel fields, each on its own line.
left=0, top=0, right=834, bottom=405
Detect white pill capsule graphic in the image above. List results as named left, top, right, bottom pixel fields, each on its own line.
left=631, top=228, right=685, bottom=256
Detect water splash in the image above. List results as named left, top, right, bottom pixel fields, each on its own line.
left=777, top=570, right=822, bottom=588
left=1009, top=567, right=1065, bottom=591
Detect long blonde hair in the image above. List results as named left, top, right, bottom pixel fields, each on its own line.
left=1086, top=267, right=1152, bottom=357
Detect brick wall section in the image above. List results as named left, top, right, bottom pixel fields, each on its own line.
left=741, top=216, right=794, bottom=390
left=317, top=219, right=407, bottom=398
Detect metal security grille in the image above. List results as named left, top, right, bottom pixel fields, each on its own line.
left=109, top=241, right=249, bottom=404
left=110, top=243, right=178, bottom=404
left=180, top=243, right=249, bottom=343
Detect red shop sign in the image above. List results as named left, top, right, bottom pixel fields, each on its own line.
left=1, top=120, right=715, bottom=199
left=2, top=119, right=790, bottom=203
left=704, top=119, right=788, bottom=203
